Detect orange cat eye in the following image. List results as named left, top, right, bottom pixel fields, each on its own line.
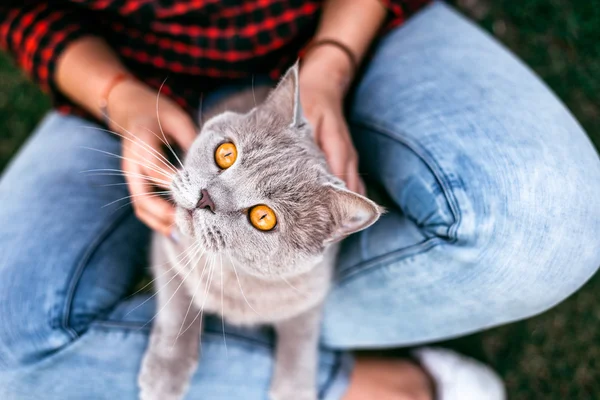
left=249, top=205, right=277, bottom=231
left=215, top=142, right=237, bottom=169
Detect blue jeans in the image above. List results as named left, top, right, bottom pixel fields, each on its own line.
left=1, top=3, right=599, bottom=399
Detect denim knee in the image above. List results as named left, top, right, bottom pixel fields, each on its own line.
left=0, top=269, right=73, bottom=369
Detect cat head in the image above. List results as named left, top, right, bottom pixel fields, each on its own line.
left=171, top=63, right=381, bottom=278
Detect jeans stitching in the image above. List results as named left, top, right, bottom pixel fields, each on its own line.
left=351, top=117, right=463, bottom=239
left=60, top=209, right=135, bottom=340
left=318, top=352, right=342, bottom=399
left=90, top=320, right=276, bottom=350
left=337, top=237, right=443, bottom=284
left=335, top=118, right=464, bottom=283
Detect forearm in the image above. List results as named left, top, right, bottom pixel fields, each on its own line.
left=306, top=0, right=387, bottom=89
left=55, top=36, right=130, bottom=119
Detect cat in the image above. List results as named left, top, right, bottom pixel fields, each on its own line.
left=138, top=63, right=382, bottom=400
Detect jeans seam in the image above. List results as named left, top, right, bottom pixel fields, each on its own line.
left=350, top=117, right=463, bottom=241
left=90, top=320, right=276, bottom=350
left=59, top=209, right=135, bottom=340
left=318, top=352, right=342, bottom=399
left=338, top=117, right=464, bottom=283
left=337, top=237, right=443, bottom=284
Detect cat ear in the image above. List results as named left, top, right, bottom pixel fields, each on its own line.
left=264, top=61, right=306, bottom=129
left=325, top=185, right=383, bottom=244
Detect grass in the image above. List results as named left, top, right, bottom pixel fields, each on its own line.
left=0, top=1, right=599, bottom=399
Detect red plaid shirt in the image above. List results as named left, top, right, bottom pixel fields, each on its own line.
left=0, top=0, right=430, bottom=117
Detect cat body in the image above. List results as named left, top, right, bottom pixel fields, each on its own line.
left=153, top=233, right=337, bottom=326
left=138, top=64, right=381, bottom=400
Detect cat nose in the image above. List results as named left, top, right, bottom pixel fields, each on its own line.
left=196, top=189, right=215, bottom=212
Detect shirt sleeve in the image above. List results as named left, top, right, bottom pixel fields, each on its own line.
left=0, top=1, right=96, bottom=100
left=378, top=0, right=432, bottom=28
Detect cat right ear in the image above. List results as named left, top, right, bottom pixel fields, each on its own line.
left=263, top=62, right=307, bottom=129
left=325, top=185, right=383, bottom=244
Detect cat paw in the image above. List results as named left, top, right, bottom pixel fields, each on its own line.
left=138, top=351, right=197, bottom=400
left=269, top=386, right=317, bottom=400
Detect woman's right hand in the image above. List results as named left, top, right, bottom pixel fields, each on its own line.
left=107, top=79, right=198, bottom=236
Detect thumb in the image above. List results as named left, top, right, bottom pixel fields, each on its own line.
left=162, top=109, right=198, bottom=151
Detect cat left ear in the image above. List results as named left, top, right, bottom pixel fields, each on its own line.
left=325, top=185, right=383, bottom=244
left=264, top=61, right=306, bottom=129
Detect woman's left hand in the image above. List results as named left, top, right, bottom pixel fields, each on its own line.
left=299, top=46, right=365, bottom=195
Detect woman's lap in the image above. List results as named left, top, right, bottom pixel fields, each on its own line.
left=323, top=2, right=600, bottom=347
left=1, top=1, right=599, bottom=398
left=0, top=113, right=349, bottom=399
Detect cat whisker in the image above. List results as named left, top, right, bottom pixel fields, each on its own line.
left=80, top=146, right=175, bottom=180
left=125, top=270, right=180, bottom=318
left=138, top=245, right=205, bottom=330
left=122, top=142, right=178, bottom=176
left=126, top=262, right=177, bottom=300
left=129, top=240, right=205, bottom=300
left=126, top=265, right=176, bottom=300
left=106, top=193, right=173, bottom=214
left=102, top=191, right=170, bottom=209
left=85, top=174, right=169, bottom=189
left=199, top=256, right=216, bottom=317
left=171, top=253, right=212, bottom=348
left=79, top=125, right=179, bottom=174
left=97, top=181, right=174, bottom=191
left=279, top=274, right=306, bottom=296
left=80, top=169, right=171, bottom=186
left=126, top=242, right=204, bottom=318
left=178, top=260, right=211, bottom=338
left=227, top=251, right=262, bottom=316
left=219, top=253, right=228, bottom=357
left=179, top=254, right=216, bottom=337
left=140, top=125, right=188, bottom=170
left=251, top=75, right=257, bottom=108
left=82, top=112, right=182, bottom=174
left=98, top=182, right=136, bottom=187
left=156, top=78, right=185, bottom=170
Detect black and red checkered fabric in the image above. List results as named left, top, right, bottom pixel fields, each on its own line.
left=0, top=0, right=430, bottom=117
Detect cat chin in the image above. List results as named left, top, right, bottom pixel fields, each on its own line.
left=229, top=253, right=324, bottom=280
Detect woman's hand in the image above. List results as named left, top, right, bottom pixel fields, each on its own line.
left=299, top=46, right=365, bottom=195
left=108, top=80, right=197, bottom=235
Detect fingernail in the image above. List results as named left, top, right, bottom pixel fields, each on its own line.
left=169, top=229, right=181, bottom=244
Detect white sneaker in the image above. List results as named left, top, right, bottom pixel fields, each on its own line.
left=413, top=347, right=506, bottom=400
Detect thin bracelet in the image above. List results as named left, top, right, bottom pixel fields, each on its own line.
left=302, top=39, right=358, bottom=76
left=99, top=72, right=131, bottom=126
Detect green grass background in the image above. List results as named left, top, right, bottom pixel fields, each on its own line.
left=0, top=1, right=599, bottom=398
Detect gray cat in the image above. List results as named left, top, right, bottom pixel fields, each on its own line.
left=138, top=64, right=382, bottom=400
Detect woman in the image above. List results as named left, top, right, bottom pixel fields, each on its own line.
left=0, top=1, right=598, bottom=399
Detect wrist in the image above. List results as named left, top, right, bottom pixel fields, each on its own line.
left=301, top=43, right=355, bottom=94
left=99, top=73, right=134, bottom=125
left=105, top=78, right=150, bottom=131
left=55, top=36, right=130, bottom=119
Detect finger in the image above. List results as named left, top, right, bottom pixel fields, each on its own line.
left=357, top=177, right=366, bottom=196
left=123, top=131, right=174, bottom=189
left=133, top=189, right=175, bottom=234
left=135, top=205, right=174, bottom=236
left=140, top=161, right=173, bottom=190
left=162, top=109, right=198, bottom=150
left=127, top=127, right=180, bottom=176
left=317, top=117, right=348, bottom=178
left=138, top=194, right=175, bottom=225
left=123, top=157, right=174, bottom=232
left=345, top=159, right=363, bottom=194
